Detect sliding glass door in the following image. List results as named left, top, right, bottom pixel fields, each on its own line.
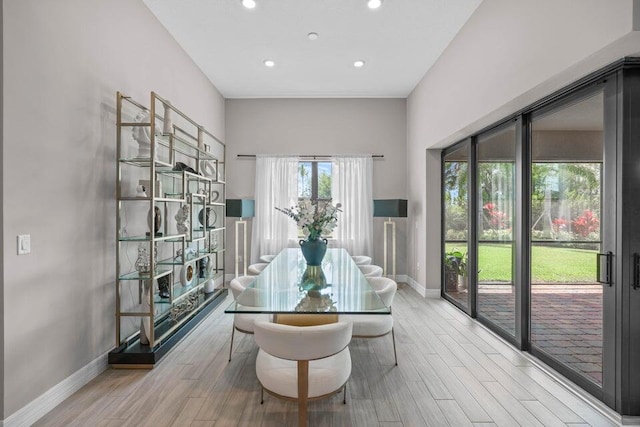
left=443, top=143, right=470, bottom=310
left=476, top=124, right=516, bottom=336
left=529, top=86, right=615, bottom=399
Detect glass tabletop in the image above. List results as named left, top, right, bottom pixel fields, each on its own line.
left=225, top=248, right=390, bottom=314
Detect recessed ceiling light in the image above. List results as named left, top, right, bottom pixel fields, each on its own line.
left=264, top=59, right=275, bottom=67
left=307, top=32, right=319, bottom=41
left=367, top=0, right=382, bottom=9
left=354, top=60, right=365, bottom=68
left=241, top=0, right=256, bottom=9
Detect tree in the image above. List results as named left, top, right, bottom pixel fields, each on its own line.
left=318, top=172, right=331, bottom=199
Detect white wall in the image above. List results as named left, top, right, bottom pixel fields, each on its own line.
left=0, top=0, right=4, bottom=418
left=224, top=98, right=407, bottom=274
left=2, top=0, right=224, bottom=418
left=407, top=0, right=640, bottom=288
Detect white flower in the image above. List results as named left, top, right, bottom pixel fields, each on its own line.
left=276, top=199, right=342, bottom=240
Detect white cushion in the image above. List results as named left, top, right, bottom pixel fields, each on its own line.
left=248, top=263, right=269, bottom=275
left=234, top=313, right=270, bottom=333
left=260, top=254, right=276, bottom=263
left=352, top=255, right=372, bottom=266
left=254, top=321, right=352, bottom=360
left=368, top=277, right=397, bottom=307
left=230, top=276, right=256, bottom=300
left=256, top=347, right=351, bottom=398
left=359, top=265, right=383, bottom=277
left=341, top=314, right=393, bottom=337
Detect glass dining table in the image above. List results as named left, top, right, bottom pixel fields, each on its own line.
left=225, top=248, right=390, bottom=323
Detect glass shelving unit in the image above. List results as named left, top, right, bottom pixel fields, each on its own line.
left=109, top=91, right=227, bottom=367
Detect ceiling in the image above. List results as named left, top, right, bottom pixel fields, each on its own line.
left=143, top=0, right=482, bottom=98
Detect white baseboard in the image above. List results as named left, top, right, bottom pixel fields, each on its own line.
left=405, top=276, right=440, bottom=298
left=622, top=415, right=640, bottom=425
left=394, top=274, right=408, bottom=283
left=3, top=351, right=109, bottom=427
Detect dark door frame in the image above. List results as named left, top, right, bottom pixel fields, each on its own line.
left=439, top=58, right=640, bottom=413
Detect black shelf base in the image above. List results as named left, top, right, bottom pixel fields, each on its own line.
left=108, top=288, right=228, bottom=367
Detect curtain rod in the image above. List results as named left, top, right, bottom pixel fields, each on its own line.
left=237, top=154, right=384, bottom=159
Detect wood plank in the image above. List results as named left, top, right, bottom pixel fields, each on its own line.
left=33, top=286, right=617, bottom=427
left=450, top=367, right=519, bottom=427
left=520, top=400, right=567, bottom=427
left=481, top=382, right=544, bottom=427
left=486, top=353, right=586, bottom=424
left=425, top=354, right=492, bottom=423
left=436, top=400, right=474, bottom=427
left=406, top=380, right=450, bottom=426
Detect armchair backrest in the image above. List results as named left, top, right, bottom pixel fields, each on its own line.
left=254, top=321, right=352, bottom=361
left=368, top=277, right=397, bottom=308
left=230, top=276, right=256, bottom=300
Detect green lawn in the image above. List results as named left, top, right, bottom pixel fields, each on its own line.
left=445, top=243, right=597, bottom=283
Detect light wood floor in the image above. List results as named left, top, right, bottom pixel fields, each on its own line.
left=35, top=284, right=617, bottom=427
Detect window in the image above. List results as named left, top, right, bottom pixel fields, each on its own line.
left=298, top=161, right=332, bottom=200
left=297, top=161, right=333, bottom=237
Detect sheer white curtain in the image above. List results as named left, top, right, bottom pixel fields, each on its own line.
left=251, top=156, right=298, bottom=263
left=331, top=156, right=373, bottom=257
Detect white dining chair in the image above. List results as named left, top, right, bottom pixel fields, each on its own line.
left=351, top=255, right=372, bottom=266
left=340, top=277, right=398, bottom=365
left=228, top=276, right=268, bottom=362
left=254, top=320, right=353, bottom=427
left=248, top=262, right=269, bottom=275
left=358, top=264, right=383, bottom=277
left=259, top=254, right=276, bottom=263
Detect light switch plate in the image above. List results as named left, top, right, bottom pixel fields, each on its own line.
left=18, top=234, right=31, bottom=255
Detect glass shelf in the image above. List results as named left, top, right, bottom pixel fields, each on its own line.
left=157, top=249, right=221, bottom=266
left=154, top=272, right=224, bottom=304
left=119, top=158, right=173, bottom=169
left=118, top=233, right=186, bottom=242
left=119, top=266, right=173, bottom=281
left=114, top=91, right=227, bottom=360
left=155, top=133, right=217, bottom=162
left=119, top=196, right=185, bottom=203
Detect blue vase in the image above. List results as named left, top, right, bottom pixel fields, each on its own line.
left=299, top=238, right=328, bottom=266
left=300, top=265, right=328, bottom=291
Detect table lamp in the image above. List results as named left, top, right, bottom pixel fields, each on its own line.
left=373, top=199, right=408, bottom=279
left=226, top=199, right=255, bottom=277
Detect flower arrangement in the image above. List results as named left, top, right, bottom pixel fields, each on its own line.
left=276, top=199, right=341, bottom=241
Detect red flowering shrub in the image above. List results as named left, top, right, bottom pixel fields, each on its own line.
left=571, top=210, right=599, bottom=237
left=483, top=203, right=510, bottom=229
left=552, top=217, right=568, bottom=233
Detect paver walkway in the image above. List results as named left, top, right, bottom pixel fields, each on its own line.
left=448, top=284, right=603, bottom=384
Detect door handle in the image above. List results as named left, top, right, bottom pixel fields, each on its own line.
left=633, top=253, right=640, bottom=290
left=597, top=251, right=613, bottom=286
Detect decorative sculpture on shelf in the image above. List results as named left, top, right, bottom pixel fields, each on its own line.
left=134, top=245, right=151, bottom=275
left=162, top=101, right=173, bottom=135
left=147, top=206, right=162, bottom=236
left=157, top=274, right=171, bottom=299
left=175, top=205, right=190, bottom=235
left=198, top=207, right=217, bottom=229
left=131, top=110, right=161, bottom=159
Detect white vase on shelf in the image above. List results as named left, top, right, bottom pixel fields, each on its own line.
left=139, top=281, right=151, bottom=345
left=131, top=110, right=160, bottom=159
left=162, top=101, right=173, bottom=135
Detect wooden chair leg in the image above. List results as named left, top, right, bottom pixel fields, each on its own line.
left=260, top=387, right=264, bottom=404
left=298, top=360, right=309, bottom=427
left=391, top=327, right=398, bottom=366
left=228, top=326, right=236, bottom=362
left=343, top=384, right=347, bottom=404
